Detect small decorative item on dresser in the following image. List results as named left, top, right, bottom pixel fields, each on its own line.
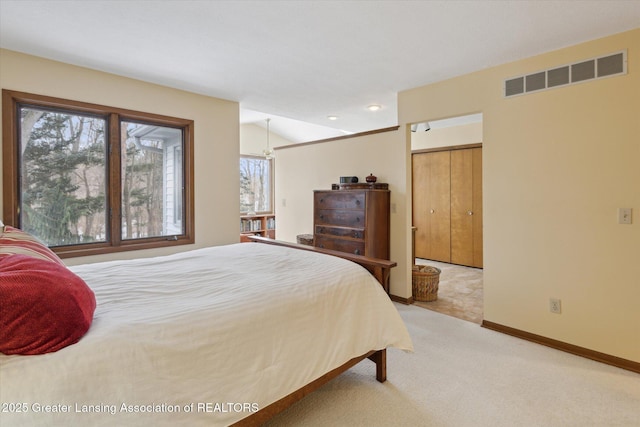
left=365, top=173, right=377, bottom=183
left=340, top=176, right=359, bottom=184
left=412, top=265, right=441, bottom=302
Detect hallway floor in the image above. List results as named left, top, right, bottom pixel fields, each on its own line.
left=413, top=259, right=483, bottom=324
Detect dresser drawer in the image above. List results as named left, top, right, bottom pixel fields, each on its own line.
left=315, top=209, right=364, bottom=227
left=315, top=236, right=365, bottom=255
left=315, top=225, right=364, bottom=240
left=314, top=192, right=365, bottom=209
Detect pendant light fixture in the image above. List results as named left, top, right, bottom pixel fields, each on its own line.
left=262, top=118, right=274, bottom=159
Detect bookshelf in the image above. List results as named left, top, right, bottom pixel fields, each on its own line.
left=240, top=214, right=275, bottom=242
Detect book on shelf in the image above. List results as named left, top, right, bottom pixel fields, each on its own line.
left=240, top=214, right=275, bottom=236
left=240, top=219, right=263, bottom=232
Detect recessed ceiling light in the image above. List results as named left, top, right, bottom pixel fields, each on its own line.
left=367, top=104, right=381, bottom=111
left=327, top=115, right=338, bottom=120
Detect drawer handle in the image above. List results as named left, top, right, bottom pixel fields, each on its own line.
left=354, top=249, right=361, bottom=255
left=353, top=231, right=361, bottom=238
left=355, top=200, right=361, bottom=206
left=319, top=214, right=324, bottom=220
left=356, top=217, right=360, bottom=222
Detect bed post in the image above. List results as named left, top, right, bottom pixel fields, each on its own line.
left=232, top=348, right=389, bottom=426
left=368, top=349, right=387, bottom=382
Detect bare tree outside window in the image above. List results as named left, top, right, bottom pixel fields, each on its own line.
left=240, top=156, right=272, bottom=214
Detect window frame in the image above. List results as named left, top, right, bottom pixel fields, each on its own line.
left=239, top=154, right=274, bottom=215
left=2, top=90, right=195, bottom=258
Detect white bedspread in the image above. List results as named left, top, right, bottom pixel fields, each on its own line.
left=0, top=243, right=412, bottom=426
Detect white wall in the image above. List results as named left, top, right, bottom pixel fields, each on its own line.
left=240, top=123, right=293, bottom=156
left=0, top=49, right=240, bottom=266
left=400, top=29, right=640, bottom=363
left=411, top=121, right=482, bottom=150
left=274, top=128, right=411, bottom=297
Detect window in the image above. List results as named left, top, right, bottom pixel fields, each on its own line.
left=240, top=155, right=272, bottom=214
left=2, top=90, right=194, bottom=258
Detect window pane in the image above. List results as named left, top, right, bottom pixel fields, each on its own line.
left=19, top=107, right=107, bottom=247
left=121, top=122, right=184, bottom=239
left=240, top=156, right=272, bottom=213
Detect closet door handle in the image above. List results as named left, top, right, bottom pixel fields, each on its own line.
left=430, top=209, right=435, bottom=214
left=467, top=210, right=474, bottom=216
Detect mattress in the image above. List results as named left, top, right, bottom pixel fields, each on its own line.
left=0, top=243, right=413, bottom=426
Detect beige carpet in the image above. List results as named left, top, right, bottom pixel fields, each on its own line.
left=264, top=303, right=640, bottom=426
left=413, top=259, right=483, bottom=324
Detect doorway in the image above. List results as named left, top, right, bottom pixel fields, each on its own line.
left=411, top=113, right=484, bottom=323
left=414, top=258, right=483, bottom=323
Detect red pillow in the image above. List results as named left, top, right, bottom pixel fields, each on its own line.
left=0, top=225, right=64, bottom=265
left=0, top=254, right=96, bottom=355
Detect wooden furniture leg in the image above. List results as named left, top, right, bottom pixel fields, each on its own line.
left=232, top=349, right=387, bottom=426
left=368, top=348, right=387, bottom=382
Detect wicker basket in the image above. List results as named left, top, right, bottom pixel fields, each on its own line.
left=296, top=234, right=314, bottom=246
left=412, top=265, right=441, bottom=302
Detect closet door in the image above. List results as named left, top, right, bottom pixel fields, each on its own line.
left=450, top=147, right=483, bottom=267
left=471, top=148, right=483, bottom=267
left=412, top=151, right=451, bottom=262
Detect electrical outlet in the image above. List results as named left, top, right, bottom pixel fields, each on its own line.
left=549, top=298, right=562, bottom=314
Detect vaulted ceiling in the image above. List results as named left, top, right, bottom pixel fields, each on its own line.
left=1, top=1, right=638, bottom=142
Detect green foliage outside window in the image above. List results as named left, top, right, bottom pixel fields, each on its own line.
left=20, top=108, right=106, bottom=246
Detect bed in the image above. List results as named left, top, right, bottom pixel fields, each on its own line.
left=0, top=237, right=413, bottom=426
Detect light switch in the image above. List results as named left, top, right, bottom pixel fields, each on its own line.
left=618, top=208, right=632, bottom=224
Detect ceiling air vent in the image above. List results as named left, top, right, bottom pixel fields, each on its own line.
left=526, top=71, right=546, bottom=92
left=547, top=66, right=570, bottom=88
left=504, top=50, right=626, bottom=98
left=572, top=60, right=595, bottom=83
left=505, top=76, right=524, bottom=97
left=598, top=52, right=625, bottom=77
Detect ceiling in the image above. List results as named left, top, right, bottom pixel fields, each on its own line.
left=1, top=1, right=639, bottom=142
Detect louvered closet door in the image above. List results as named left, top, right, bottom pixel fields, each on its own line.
left=450, top=148, right=483, bottom=267
left=412, top=151, right=451, bottom=262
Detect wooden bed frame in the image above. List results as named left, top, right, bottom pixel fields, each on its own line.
left=232, top=236, right=397, bottom=426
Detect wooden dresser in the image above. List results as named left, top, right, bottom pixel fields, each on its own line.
left=313, top=184, right=390, bottom=259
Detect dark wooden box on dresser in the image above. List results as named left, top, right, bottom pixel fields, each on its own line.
left=313, top=183, right=390, bottom=259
